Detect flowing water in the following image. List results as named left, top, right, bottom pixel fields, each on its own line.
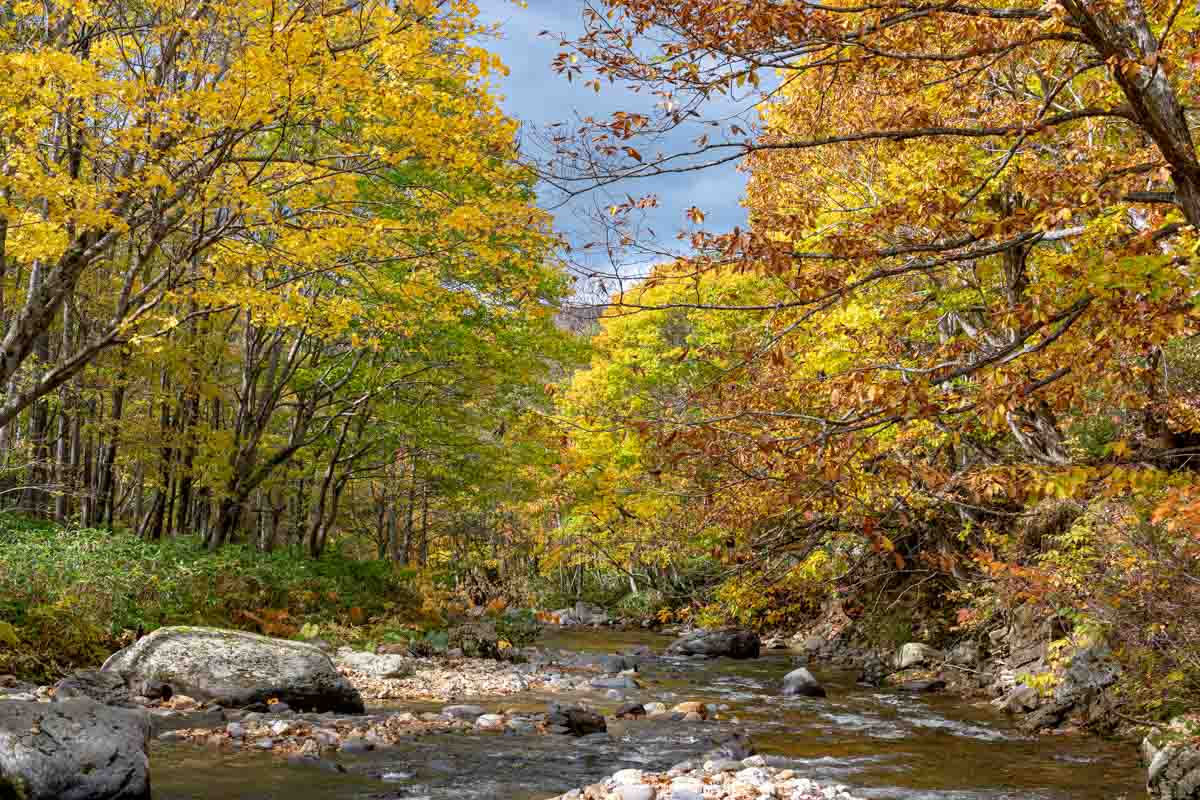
left=154, top=629, right=1144, bottom=800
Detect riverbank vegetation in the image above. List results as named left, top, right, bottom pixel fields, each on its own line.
left=2, top=0, right=1200, bottom=732
left=531, top=0, right=1200, bottom=723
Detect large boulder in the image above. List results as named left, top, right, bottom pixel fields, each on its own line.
left=782, top=667, right=826, bottom=697
left=666, top=628, right=761, bottom=660
left=1145, top=718, right=1200, bottom=800
left=0, top=698, right=150, bottom=800
left=102, top=626, right=364, bottom=713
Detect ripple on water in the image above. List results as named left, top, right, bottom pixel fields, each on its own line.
left=153, top=631, right=1145, bottom=800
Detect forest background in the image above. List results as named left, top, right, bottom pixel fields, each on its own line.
left=0, top=0, right=1198, bottom=727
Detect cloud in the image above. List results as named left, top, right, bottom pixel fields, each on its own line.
left=474, top=0, right=753, bottom=278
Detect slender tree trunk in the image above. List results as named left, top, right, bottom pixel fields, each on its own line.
left=98, top=352, right=129, bottom=528
left=402, top=454, right=418, bottom=564
left=79, top=407, right=94, bottom=526
left=419, top=482, right=429, bottom=565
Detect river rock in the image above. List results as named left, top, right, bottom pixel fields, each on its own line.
left=443, top=704, right=486, bottom=720
left=666, top=628, right=761, bottom=659
left=672, top=701, right=707, bottom=718
left=948, top=640, right=981, bottom=667
left=475, top=714, right=505, bottom=730
left=574, top=601, right=610, bottom=626
left=0, top=698, right=150, bottom=800
left=995, top=684, right=1040, bottom=713
left=1020, top=643, right=1120, bottom=732
left=547, top=703, right=606, bottom=736
left=590, top=674, right=639, bottom=690
left=335, top=650, right=412, bottom=679
left=1145, top=718, right=1200, bottom=800
left=782, top=667, right=826, bottom=697
left=616, top=703, right=645, bottom=719
left=613, top=768, right=644, bottom=785
left=101, top=626, right=364, bottom=713
left=895, top=642, right=943, bottom=669
left=52, top=669, right=135, bottom=708
left=701, top=729, right=756, bottom=761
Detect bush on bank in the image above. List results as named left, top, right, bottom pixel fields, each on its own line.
left=0, top=515, right=419, bottom=682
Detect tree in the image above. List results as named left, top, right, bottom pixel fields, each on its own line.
left=0, top=0, right=516, bottom=427
left=538, top=0, right=1200, bottom=635
left=0, top=0, right=583, bottom=563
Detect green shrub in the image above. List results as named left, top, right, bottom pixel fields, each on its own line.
left=495, top=609, right=541, bottom=648
left=0, top=515, right=418, bottom=681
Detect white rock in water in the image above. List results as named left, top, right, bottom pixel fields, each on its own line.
left=616, top=786, right=655, bottom=800
left=612, top=768, right=644, bottom=785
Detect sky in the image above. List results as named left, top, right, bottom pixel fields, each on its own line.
left=473, top=0, right=759, bottom=288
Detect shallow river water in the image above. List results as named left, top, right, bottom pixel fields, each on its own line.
left=154, top=629, right=1144, bottom=800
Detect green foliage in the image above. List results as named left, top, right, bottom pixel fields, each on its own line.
left=861, top=610, right=917, bottom=651
left=614, top=589, right=668, bottom=619
left=494, top=609, right=541, bottom=648
left=1067, top=413, right=1122, bottom=461
left=0, top=515, right=417, bottom=681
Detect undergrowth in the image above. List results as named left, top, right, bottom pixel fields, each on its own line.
left=0, top=515, right=420, bottom=681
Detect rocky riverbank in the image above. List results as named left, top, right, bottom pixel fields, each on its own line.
left=0, top=622, right=1175, bottom=800
left=548, top=759, right=863, bottom=800
left=334, top=647, right=583, bottom=701
left=776, top=598, right=1127, bottom=737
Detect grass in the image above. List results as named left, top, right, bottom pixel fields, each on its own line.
left=0, top=514, right=420, bottom=681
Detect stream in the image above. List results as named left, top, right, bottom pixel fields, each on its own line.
left=154, top=629, right=1144, bottom=800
